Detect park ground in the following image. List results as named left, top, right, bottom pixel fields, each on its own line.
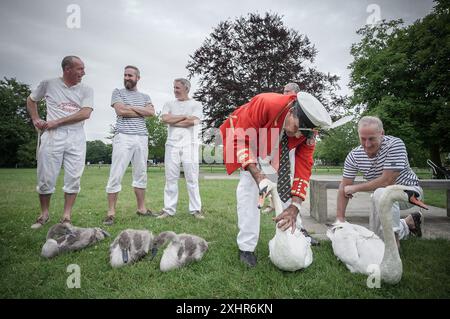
left=0, top=167, right=449, bottom=298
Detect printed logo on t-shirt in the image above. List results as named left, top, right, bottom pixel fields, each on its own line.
left=58, top=102, right=81, bottom=113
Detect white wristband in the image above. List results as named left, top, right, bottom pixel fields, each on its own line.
left=290, top=201, right=302, bottom=213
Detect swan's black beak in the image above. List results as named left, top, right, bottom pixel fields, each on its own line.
left=101, top=230, right=111, bottom=237
left=150, top=247, right=158, bottom=260
left=405, top=190, right=428, bottom=210
left=258, top=185, right=268, bottom=209
left=121, top=249, right=129, bottom=263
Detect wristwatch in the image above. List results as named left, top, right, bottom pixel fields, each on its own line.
left=290, top=201, right=302, bottom=213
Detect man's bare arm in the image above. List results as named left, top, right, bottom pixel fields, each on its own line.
left=336, top=178, right=354, bottom=222
left=344, top=170, right=400, bottom=196
left=113, top=102, right=141, bottom=118
left=161, top=113, right=187, bottom=124
left=46, top=107, right=93, bottom=130
left=130, top=103, right=155, bottom=117
left=26, top=96, right=46, bottom=130
left=172, top=116, right=200, bottom=127
left=246, top=163, right=266, bottom=184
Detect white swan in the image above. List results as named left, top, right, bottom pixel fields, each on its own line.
left=152, top=231, right=208, bottom=272
left=267, top=184, right=313, bottom=271
left=41, top=223, right=109, bottom=258
left=327, top=185, right=427, bottom=284
left=110, top=229, right=154, bottom=268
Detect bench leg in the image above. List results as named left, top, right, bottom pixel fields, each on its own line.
left=310, top=180, right=328, bottom=223
left=447, top=189, right=450, bottom=218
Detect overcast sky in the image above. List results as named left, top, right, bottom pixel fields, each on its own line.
left=0, top=0, right=435, bottom=142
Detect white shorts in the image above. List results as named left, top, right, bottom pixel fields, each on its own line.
left=106, top=133, right=148, bottom=193
left=36, top=127, right=86, bottom=194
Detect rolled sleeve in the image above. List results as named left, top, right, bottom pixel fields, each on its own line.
left=343, top=152, right=358, bottom=180
left=81, top=86, right=94, bottom=109
left=29, top=80, right=48, bottom=102
left=111, top=88, right=123, bottom=107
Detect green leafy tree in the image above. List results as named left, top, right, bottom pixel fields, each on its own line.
left=0, top=78, right=45, bottom=167
left=315, top=123, right=359, bottom=166
left=349, top=0, right=450, bottom=166
left=146, top=112, right=167, bottom=163
left=86, top=140, right=111, bottom=164
left=187, top=12, right=347, bottom=139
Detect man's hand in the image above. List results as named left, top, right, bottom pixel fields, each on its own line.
left=273, top=205, right=299, bottom=234
left=32, top=118, right=47, bottom=131
left=344, top=185, right=357, bottom=198
left=45, top=120, right=60, bottom=130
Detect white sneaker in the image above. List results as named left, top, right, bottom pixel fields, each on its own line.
left=156, top=212, right=173, bottom=219
left=192, top=211, right=205, bottom=219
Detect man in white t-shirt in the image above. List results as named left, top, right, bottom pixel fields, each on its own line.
left=103, top=65, right=155, bottom=226
left=157, top=78, right=204, bottom=219
left=26, top=56, right=94, bottom=229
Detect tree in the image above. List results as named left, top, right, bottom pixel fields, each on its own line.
left=0, top=78, right=46, bottom=167
left=187, top=12, right=347, bottom=139
left=315, top=123, right=359, bottom=166
left=349, top=0, right=450, bottom=166
left=146, top=112, right=167, bottom=163
left=86, top=140, right=111, bottom=164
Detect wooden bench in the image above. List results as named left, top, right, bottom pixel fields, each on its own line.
left=309, top=179, right=450, bottom=223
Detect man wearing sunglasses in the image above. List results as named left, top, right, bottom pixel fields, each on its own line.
left=220, top=92, right=332, bottom=267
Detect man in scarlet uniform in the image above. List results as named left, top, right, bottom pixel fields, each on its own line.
left=220, top=92, right=332, bottom=267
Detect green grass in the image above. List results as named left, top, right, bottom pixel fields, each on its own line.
left=0, top=168, right=449, bottom=298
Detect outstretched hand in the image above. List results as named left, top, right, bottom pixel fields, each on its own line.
left=273, top=205, right=298, bottom=234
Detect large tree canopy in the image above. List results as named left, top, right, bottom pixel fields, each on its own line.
left=349, top=0, right=450, bottom=166
left=0, top=78, right=46, bottom=167
left=187, top=12, right=347, bottom=136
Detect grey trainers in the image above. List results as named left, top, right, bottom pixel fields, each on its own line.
left=409, top=212, right=423, bottom=237
left=103, top=215, right=115, bottom=226
left=156, top=211, right=173, bottom=219
left=192, top=211, right=205, bottom=219
left=136, top=209, right=159, bottom=217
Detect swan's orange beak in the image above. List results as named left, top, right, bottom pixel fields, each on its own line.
left=410, top=195, right=428, bottom=210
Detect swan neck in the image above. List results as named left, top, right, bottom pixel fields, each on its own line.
left=271, top=187, right=284, bottom=217
left=379, top=194, right=401, bottom=263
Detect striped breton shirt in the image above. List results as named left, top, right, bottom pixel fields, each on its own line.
left=343, top=135, right=419, bottom=186
left=111, top=88, right=152, bottom=136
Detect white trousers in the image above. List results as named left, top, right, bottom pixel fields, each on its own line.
left=163, top=143, right=201, bottom=215
left=106, top=133, right=148, bottom=193
left=370, top=186, right=423, bottom=240
left=37, top=127, right=86, bottom=194
left=236, top=170, right=303, bottom=252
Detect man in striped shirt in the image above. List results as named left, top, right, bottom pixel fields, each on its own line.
left=103, top=66, right=155, bottom=225
left=336, top=116, right=423, bottom=243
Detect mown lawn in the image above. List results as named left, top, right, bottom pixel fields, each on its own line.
left=0, top=168, right=449, bottom=299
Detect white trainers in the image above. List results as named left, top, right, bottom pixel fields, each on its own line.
left=156, top=212, right=173, bottom=219
left=192, top=211, right=205, bottom=219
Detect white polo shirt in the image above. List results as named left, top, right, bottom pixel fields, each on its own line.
left=162, top=99, right=203, bottom=147
left=30, top=77, right=94, bottom=129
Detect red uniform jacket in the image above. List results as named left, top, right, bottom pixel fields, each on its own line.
left=219, top=93, right=315, bottom=200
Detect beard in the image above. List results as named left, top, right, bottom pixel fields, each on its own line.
left=124, top=79, right=137, bottom=89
